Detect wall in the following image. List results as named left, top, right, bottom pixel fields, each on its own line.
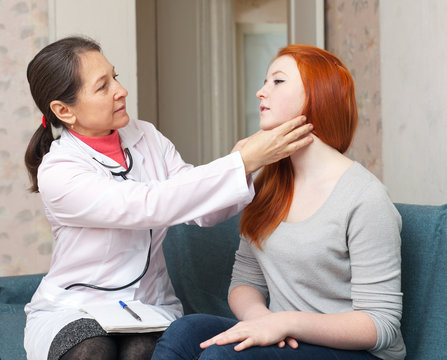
left=381, top=0, right=447, bottom=205
left=326, top=0, right=447, bottom=205
left=0, top=0, right=139, bottom=277
left=49, top=0, right=138, bottom=120
left=326, top=0, right=383, bottom=180
left=0, top=0, right=51, bottom=275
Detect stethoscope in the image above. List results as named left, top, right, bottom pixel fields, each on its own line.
left=93, top=147, right=133, bottom=180
left=64, top=147, right=152, bottom=292
left=65, top=232, right=151, bottom=291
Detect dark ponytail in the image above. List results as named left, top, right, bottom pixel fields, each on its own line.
left=24, top=36, right=101, bottom=192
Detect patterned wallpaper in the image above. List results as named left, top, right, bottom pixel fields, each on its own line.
left=0, top=0, right=382, bottom=276
left=325, top=0, right=382, bottom=179
left=0, top=0, right=51, bottom=276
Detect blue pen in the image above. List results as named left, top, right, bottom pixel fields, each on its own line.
left=119, top=300, right=142, bottom=322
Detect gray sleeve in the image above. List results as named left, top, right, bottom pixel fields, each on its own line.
left=229, top=236, right=269, bottom=299
left=347, top=181, right=403, bottom=351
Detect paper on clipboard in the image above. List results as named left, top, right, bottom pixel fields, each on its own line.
left=80, top=300, right=172, bottom=333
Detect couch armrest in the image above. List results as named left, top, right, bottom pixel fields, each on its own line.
left=395, top=203, right=447, bottom=360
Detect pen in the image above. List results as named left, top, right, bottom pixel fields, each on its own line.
left=119, top=300, right=142, bottom=322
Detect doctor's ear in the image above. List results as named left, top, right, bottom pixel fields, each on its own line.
left=49, top=100, right=76, bottom=126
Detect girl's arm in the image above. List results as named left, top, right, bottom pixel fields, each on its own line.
left=228, top=285, right=271, bottom=320
left=277, top=310, right=377, bottom=349
left=202, top=285, right=377, bottom=351
left=229, top=284, right=378, bottom=350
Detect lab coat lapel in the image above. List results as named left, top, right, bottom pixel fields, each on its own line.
left=118, top=123, right=148, bottom=183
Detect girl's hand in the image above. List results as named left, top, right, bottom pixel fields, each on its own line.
left=277, top=337, right=299, bottom=349
left=234, top=115, right=313, bottom=175
left=200, top=312, right=299, bottom=351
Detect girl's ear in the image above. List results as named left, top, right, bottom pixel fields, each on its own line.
left=49, top=100, right=76, bottom=126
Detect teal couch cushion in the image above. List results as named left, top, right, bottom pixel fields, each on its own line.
left=0, top=273, right=44, bottom=360
left=395, top=204, right=447, bottom=360
left=0, top=311, right=28, bottom=360
left=163, top=215, right=241, bottom=318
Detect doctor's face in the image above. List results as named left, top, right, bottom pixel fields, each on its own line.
left=68, top=50, right=129, bottom=137
left=256, top=55, right=306, bottom=130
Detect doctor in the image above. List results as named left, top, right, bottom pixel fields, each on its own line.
left=23, top=36, right=313, bottom=360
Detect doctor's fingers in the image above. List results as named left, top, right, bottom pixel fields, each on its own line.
left=278, top=135, right=313, bottom=159
left=273, top=115, right=308, bottom=136
left=231, top=137, right=250, bottom=153
left=283, top=123, right=314, bottom=144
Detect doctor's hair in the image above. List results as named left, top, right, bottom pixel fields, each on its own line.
left=240, top=44, right=358, bottom=247
left=24, top=36, right=101, bottom=192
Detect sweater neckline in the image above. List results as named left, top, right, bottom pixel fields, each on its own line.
left=280, top=161, right=358, bottom=226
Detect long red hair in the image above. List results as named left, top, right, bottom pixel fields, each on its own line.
left=240, top=44, right=358, bottom=248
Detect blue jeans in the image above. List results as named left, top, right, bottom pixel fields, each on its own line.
left=152, top=314, right=380, bottom=360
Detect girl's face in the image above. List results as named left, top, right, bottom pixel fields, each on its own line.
left=256, top=55, right=306, bottom=130
left=68, top=50, right=129, bottom=137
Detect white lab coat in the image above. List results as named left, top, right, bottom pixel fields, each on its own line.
left=24, top=119, right=254, bottom=360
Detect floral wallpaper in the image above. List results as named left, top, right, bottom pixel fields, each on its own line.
left=325, top=0, right=382, bottom=179
left=0, top=0, right=383, bottom=276
left=0, top=0, right=51, bottom=276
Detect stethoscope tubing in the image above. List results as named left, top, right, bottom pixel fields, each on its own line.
left=65, top=230, right=152, bottom=291
left=110, top=148, right=133, bottom=180
left=65, top=148, right=150, bottom=292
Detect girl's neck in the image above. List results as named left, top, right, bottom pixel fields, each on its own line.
left=289, top=135, right=353, bottom=184
left=284, top=135, right=354, bottom=223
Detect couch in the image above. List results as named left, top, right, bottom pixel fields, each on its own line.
left=1, top=203, right=446, bottom=360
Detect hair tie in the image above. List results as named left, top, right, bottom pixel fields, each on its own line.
left=42, top=115, right=46, bottom=128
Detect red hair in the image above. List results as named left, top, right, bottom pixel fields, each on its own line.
left=240, top=44, right=358, bottom=248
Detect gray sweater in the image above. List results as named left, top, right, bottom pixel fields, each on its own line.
left=230, top=162, right=406, bottom=360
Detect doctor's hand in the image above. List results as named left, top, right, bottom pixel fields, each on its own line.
left=200, top=312, right=300, bottom=352
left=234, top=115, right=313, bottom=175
